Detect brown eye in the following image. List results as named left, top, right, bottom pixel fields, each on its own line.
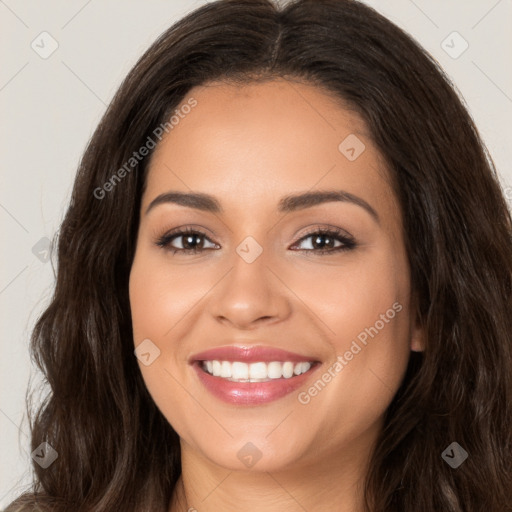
left=291, top=228, right=356, bottom=254
left=156, top=228, right=217, bottom=254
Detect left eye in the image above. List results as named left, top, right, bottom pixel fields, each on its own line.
left=292, top=231, right=351, bottom=252
left=292, top=230, right=355, bottom=252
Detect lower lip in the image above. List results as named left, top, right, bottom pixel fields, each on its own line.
left=192, top=362, right=320, bottom=405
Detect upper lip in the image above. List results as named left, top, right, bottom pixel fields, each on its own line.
left=190, top=345, right=319, bottom=364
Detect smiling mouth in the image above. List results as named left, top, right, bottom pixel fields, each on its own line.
left=198, top=360, right=318, bottom=382
left=190, top=344, right=322, bottom=404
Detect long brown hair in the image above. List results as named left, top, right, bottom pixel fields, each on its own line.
left=5, top=0, right=512, bottom=510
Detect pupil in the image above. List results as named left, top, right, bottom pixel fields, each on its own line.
left=184, top=234, right=201, bottom=250
left=314, top=234, right=332, bottom=249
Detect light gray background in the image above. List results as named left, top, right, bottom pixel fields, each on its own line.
left=1, top=0, right=511, bottom=506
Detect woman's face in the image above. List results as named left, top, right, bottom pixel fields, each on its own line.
left=129, top=79, right=424, bottom=473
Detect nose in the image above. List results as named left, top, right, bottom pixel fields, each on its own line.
left=210, top=249, right=292, bottom=330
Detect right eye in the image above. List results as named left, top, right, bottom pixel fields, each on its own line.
left=156, top=227, right=218, bottom=255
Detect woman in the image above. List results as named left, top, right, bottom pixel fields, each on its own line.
left=5, top=0, right=511, bottom=511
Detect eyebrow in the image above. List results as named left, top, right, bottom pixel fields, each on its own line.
left=145, top=189, right=379, bottom=223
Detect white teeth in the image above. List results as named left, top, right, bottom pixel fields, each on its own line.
left=249, top=362, right=267, bottom=379
left=201, top=360, right=314, bottom=381
left=221, top=361, right=232, bottom=378
left=299, top=362, right=311, bottom=374
left=267, top=361, right=282, bottom=379
left=282, top=361, right=294, bottom=379
left=212, top=360, right=221, bottom=377
left=231, top=362, right=248, bottom=380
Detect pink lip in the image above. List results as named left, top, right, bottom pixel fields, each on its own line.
left=190, top=345, right=317, bottom=364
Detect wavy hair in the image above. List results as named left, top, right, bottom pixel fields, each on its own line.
left=5, top=0, right=512, bottom=510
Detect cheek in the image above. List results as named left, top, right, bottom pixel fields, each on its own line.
left=129, top=249, right=201, bottom=343
left=289, top=246, right=410, bottom=348
left=129, top=254, right=200, bottom=435
left=293, top=246, right=412, bottom=415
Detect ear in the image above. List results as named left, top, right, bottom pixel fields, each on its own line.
left=409, top=294, right=426, bottom=353
left=410, top=324, right=425, bottom=352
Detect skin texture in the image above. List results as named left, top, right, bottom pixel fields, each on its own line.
left=129, top=79, right=425, bottom=512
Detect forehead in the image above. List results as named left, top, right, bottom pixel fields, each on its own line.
left=143, top=79, right=397, bottom=223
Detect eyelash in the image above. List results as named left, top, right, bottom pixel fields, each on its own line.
left=155, top=226, right=356, bottom=256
